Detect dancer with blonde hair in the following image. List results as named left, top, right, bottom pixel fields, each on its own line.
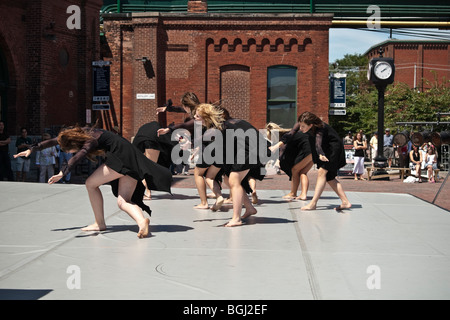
left=195, top=103, right=266, bottom=227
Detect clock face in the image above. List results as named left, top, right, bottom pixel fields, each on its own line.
left=374, top=61, right=392, bottom=80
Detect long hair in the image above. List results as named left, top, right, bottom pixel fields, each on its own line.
left=57, top=126, right=104, bottom=162
left=298, top=111, right=324, bottom=129
left=196, top=103, right=225, bottom=130
left=265, top=122, right=291, bottom=141
left=181, top=92, right=200, bottom=116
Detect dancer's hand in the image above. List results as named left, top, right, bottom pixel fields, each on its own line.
left=269, top=141, right=283, bottom=153
left=319, top=154, right=329, bottom=162
left=156, top=106, right=167, bottom=114
left=157, top=128, right=170, bottom=136
left=48, top=172, right=63, bottom=184
left=13, top=149, right=31, bottom=158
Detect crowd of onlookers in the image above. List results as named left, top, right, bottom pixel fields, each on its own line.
left=343, top=128, right=441, bottom=183
left=0, top=122, right=76, bottom=183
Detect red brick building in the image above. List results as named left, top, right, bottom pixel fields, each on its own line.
left=0, top=0, right=103, bottom=136
left=365, top=39, right=450, bottom=91
left=101, top=1, right=333, bottom=140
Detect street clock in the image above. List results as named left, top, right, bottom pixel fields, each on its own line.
left=367, top=57, right=395, bottom=85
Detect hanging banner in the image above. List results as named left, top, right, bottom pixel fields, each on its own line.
left=330, top=73, right=346, bottom=108
left=92, top=61, right=111, bottom=102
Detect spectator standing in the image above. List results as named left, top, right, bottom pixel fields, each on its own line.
left=369, top=132, right=378, bottom=168
left=383, top=128, right=394, bottom=168
left=36, top=133, right=57, bottom=183
left=352, top=132, right=367, bottom=180
left=15, top=127, right=33, bottom=181
left=0, top=121, right=15, bottom=181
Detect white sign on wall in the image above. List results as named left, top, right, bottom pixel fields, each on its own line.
left=136, top=93, right=155, bottom=100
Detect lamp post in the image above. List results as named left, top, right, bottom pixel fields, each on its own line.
left=367, top=47, right=395, bottom=168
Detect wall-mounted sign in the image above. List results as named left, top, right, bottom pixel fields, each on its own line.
left=330, top=73, right=346, bottom=108
left=92, top=61, right=111, bottom=102
left=136, top=93, right=155, bottom=100
left=329, top=109, right=346, bottom=116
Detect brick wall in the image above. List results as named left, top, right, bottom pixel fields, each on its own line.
left=366, top=41, right=450, bottom=92
left=0, top=0, right=102, bottom=136
left=102, top=13, right=332, bottom=140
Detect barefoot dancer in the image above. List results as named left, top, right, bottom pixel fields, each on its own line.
left=268, top=123, right=313, bottom=201
left=158, top=93, right=224, bottom=211
left=14, top=126, right=172, bottom=238
left=195, top=104, right=266, bottom=227
left=297, top=112, right=351, bottom=211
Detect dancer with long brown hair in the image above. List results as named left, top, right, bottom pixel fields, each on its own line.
left=14, top=126, right=172, bottom=238
left=268, top=122, right=313, bottom=201
left=296, top=111, right=351, bottom=211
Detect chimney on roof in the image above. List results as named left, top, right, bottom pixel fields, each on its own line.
left=188, top=0, right=208, bottom=13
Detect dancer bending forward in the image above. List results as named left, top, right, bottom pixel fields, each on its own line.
left=297, top=112, right=351, bottom=211
left=14, top=126, right=172, bottom=238
left=195, top=104, right=266, bottom=227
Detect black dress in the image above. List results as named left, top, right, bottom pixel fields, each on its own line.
left=32, top=128, right=172, bottom=215
left=282, top=122, right=346, bottom=181
left=279, top=131, right=312, bottom=180
left=132, top=121, right=178, bottom=168
left=312, top=123, right=346, bottom=181
left=222, top=118, right=267, bottom=193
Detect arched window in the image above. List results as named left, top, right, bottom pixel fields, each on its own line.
left=267, top=65, right=297, bottom=128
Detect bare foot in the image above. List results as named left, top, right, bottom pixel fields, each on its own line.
left=295, top=194, right=307, bottom=201
left=241, top=208, right=257, bottom=220
left=224, top=198, right=233, bottom=204
left=224, top=219, right=243, bottom=227
left=335, top=202, right=352, bottom=211
left=194, top=203, right=210, bottom=209
left=282, top=193, right=296, bottom=199
left=251, top=192, right=258, bottom=204
left=137, top=218, right=150, bottom=238
left=301, top=203, right=316, bottom=211
left=143, top=191, right=151, bottom=200
left=81, top=223, right=106, bottom=232
left=211, top=196, right=224, bottom=211
left=206, top=192, right=215, bottom=199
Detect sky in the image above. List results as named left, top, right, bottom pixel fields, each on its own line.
left=328, top=28, right=449, bottom=63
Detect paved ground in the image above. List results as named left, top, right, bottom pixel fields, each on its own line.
left=171, top=167, right=450, bottom=212
left=0, top=166, right=449, bottom=301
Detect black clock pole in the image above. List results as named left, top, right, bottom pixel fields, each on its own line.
left=374, top=83, right=388, bottom=167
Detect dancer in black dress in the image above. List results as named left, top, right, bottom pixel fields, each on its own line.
left=296, top=112, right=351, bottom=211
left=269, top=122, right=314, bottom=201
left=195, top=103, right=267, bottom=227
left=157, top=93, right=224, bottom=210
left=14, top=126, right=172, bottom=238
left=133, top=121, right=177, bottom=199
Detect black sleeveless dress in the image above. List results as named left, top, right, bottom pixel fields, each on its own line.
left=279, top=131, right=312, bottom=180
left=132, top=121, right=178, bottom=168
left=32, top=128, right=172, bottom=215
left=222, top=119, right=267, bottom=193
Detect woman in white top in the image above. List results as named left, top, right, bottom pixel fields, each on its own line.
left=425, top=146, right=438, bottom=183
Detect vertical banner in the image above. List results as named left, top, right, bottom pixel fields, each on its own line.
left=329, top=73, right=346, bottom=108
left=92, top=61, right=111, bottom=103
